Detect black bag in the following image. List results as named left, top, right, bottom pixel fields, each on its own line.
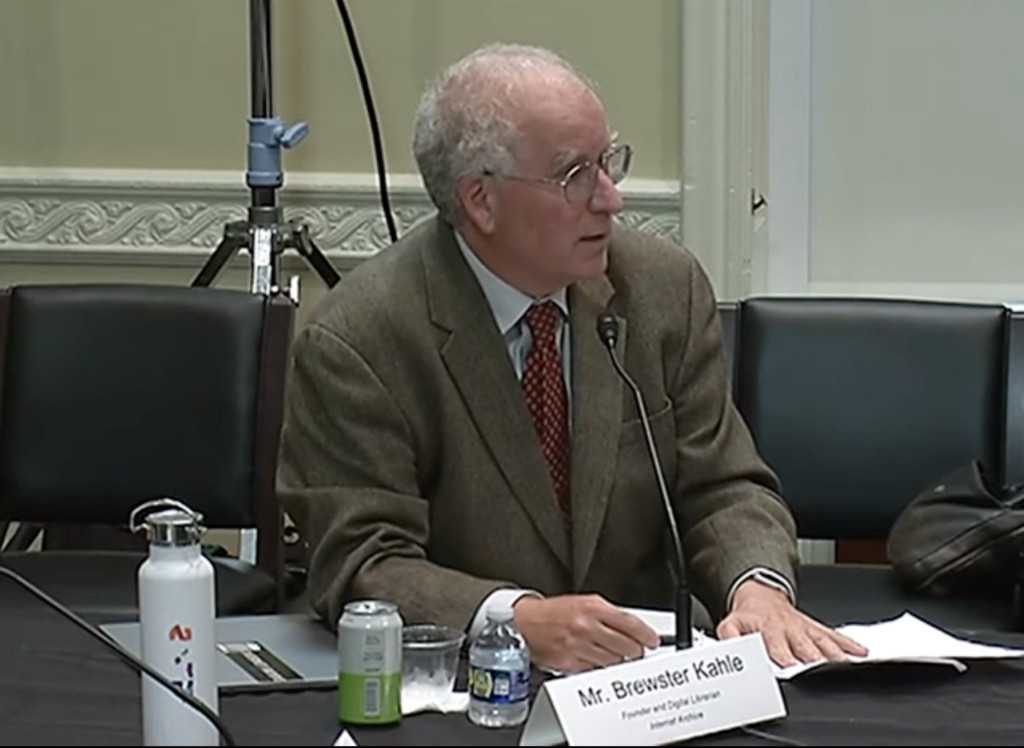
left=887, top=461, right=1024, bottom=596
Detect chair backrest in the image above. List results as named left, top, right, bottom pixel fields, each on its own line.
left=717, top=301, right=739, bottom=392
left=0, top=284, right=294, bottom=580
left=735, top=296, right=1019, bottom=542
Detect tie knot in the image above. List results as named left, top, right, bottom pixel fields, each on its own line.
left=524, top=301, right=562, bottom=342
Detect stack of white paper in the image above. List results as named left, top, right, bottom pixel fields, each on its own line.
left=627, top=607, right=1024, bottom=680
left=772, top=611, right=1024, bottom=680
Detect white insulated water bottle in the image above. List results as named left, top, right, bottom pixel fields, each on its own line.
left=130, top=498, right=218, bottom=746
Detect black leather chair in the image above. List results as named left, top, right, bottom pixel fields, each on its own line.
left=0, top=284, right=295, bottom=622
left=717, top=301, right=739, bottom=392
left=735, top=296, right=1024, bottom=632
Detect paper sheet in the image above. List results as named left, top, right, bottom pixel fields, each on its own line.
left=619, top=606, right=711, bottom=652
left=625, top=608, right=1024, bottom=680
left=772, top=611, right=1024, bottom=680
left=400, top=686, right=469, bottom=715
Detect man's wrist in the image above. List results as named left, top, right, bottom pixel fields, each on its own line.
left=727, top=568, right=795, bottom=612
left=470, top=589, right=541, bottom=639
left=733, top=576, right=790, bottom=607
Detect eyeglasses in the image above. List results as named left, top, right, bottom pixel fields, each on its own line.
left=486, top=142, right=633, bottom=205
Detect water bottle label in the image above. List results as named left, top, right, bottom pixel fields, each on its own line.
left=468, top=665, right=530, bottom=704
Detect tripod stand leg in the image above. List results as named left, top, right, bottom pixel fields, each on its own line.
left=192, top=228, right=249, bottom=288
left=291, top=224, right=341, bottom=288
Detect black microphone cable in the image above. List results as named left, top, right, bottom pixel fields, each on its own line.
left=0, top=564, right=236, bottom=747
left=596, top=313, right=692, bottom=651
left=333, top=0, right=399, bottom=244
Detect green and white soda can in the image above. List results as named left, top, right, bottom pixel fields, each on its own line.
left=337, top=600, right=403, bottom=724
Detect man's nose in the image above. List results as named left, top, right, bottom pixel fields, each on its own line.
left=589, top=169, right=624, bottom=214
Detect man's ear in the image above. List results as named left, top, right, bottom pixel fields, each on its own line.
left=457, top=175, right=496, bottom=235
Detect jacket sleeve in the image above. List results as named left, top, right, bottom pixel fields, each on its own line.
left=277, top=323, right=512, bottom=630
left=668, top=261, right=799, bottom=621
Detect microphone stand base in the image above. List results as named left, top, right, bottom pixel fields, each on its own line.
left=675, top=584, right=693, bottom=651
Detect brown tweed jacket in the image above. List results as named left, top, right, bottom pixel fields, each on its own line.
left=278, top=217, right=798, bottom=631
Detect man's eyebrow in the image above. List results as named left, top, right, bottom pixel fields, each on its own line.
left=549, top=147, right=584, bottom=175
left=548, top=133, right=618, bottom=175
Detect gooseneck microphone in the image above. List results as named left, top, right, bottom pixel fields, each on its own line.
left=0, top=564, right=236, bottom=746
left=597, top=313, right=692, bottom=651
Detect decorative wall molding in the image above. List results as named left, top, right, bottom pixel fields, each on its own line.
left=0, top=168, right=681, bottom=269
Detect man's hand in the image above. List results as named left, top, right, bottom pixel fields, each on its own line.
left=716, top=579, right=868, bottom=668
left=513, top=594, right=660, bottom=672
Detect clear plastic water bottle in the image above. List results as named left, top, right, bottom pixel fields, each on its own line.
left=467, top=602, right=531, bottom=728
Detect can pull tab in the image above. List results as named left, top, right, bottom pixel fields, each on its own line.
left=129, top=498, right=207, bottom=547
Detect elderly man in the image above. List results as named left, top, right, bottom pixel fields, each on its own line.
left=278, top=42, right=866, bottom=672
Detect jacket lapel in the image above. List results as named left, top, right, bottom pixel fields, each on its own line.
left=423, top=223, right=571, bottom=570
left=568, top=276, right=623, bottom=587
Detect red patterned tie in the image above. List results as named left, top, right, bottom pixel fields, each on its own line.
left=522, top=302, right=571, bottom=528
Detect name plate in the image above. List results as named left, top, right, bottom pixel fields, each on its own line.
left=519, top=634, right=785, bottom=746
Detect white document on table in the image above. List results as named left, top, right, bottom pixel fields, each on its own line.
left=773, top=611, right=1024, bottom=680
left=626, top=608, right=1024, bottom=680
left=619, top=606, right=712, bottom=652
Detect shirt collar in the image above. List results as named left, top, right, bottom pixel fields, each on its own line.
left=454, top=230, right=568, bottom=335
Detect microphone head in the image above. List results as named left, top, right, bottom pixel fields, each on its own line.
left=596, top=313, right=619, bottom=349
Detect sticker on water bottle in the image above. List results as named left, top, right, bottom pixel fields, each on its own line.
left=469, top=666, right=530, bottom=704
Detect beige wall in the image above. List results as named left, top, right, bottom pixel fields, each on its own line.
left=0, top=0, right=682, bottom=178
left=769, top=0, right=1024, bottom=302
left=809, top=0, right=1024, bottom=293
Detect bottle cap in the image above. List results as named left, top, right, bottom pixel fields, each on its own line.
left=129, top=498, right=206, bottom=547
left=487, top=602, right=515, bottom=622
